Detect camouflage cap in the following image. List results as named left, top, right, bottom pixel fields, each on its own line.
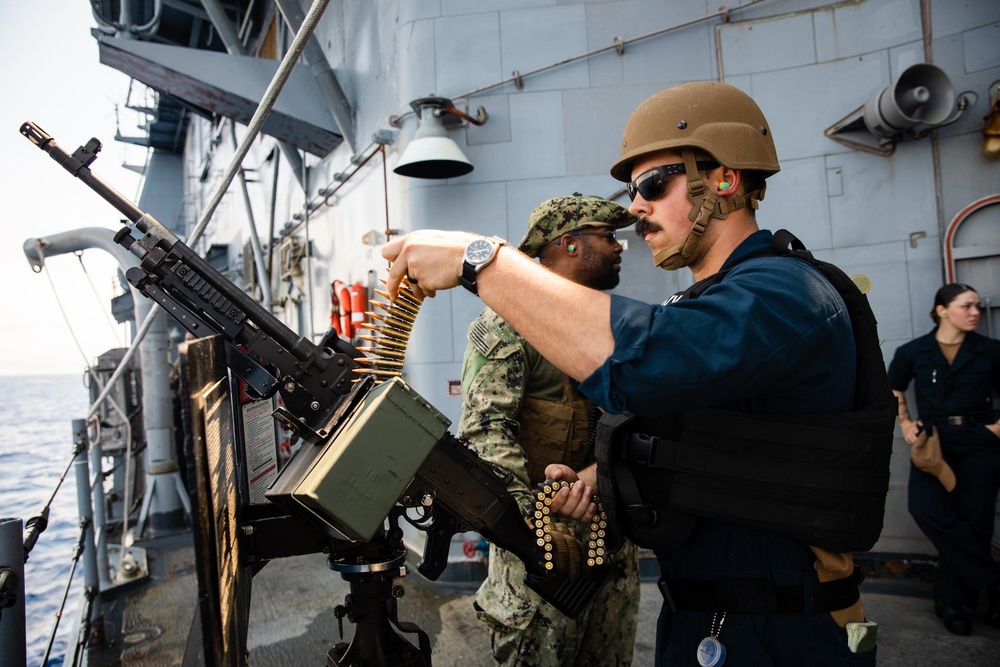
left=517, top=194, right=635, bottom=258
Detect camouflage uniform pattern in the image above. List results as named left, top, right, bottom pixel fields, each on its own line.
left=458, top=307, right=640, bottom=666
left=517, top=194, right=636, bottom=258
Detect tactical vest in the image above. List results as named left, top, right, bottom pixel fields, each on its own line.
left=595, top=230, right=896, bottom=554
left=520, top=374, right=594, bottom=487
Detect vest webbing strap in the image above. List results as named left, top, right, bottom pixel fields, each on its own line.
left=625, top=411, right=891, bottom=495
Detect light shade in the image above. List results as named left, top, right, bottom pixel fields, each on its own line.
left=393, top=98, right=474, bottom=179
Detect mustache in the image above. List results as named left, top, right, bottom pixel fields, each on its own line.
left=635, top=217, right=662, bottom=238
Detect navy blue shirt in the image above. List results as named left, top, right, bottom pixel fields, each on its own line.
left=579, top=230, right=860, bottom=662
left=581, top=230, right=856, bottom=417
left=887, top=330, right=1000, bottom=421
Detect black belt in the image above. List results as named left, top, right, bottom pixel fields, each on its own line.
left=936, top=415, right=989, bottom=427
left=657, top=568, right=863, bottom=615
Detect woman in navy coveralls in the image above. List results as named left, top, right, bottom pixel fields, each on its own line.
left=887, top=283, right=1000, bottom=635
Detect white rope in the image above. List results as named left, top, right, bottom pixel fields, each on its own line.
left=74, top=251, right=124, bottom=346
left=37, top=243, right=137, bottom=569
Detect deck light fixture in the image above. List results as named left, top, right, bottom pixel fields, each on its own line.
left=392, top=96, right=487, bottom=179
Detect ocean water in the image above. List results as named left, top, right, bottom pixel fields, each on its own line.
left=1, top=374, right=89, bottom=667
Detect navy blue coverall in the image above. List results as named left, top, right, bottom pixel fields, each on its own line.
left=888, top=329, right=1000, bottom=607
left=580, top=230, right=873, bottom=666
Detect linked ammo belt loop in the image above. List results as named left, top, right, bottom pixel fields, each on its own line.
left=657, top=570, right=863, bottom=615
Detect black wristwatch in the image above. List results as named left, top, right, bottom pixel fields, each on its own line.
left=459, top=236, right=506, bottom=295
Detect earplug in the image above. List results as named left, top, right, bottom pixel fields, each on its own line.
left=567, top=244, right=576, bottom=251
left=719, top=181, right=731, bottom=190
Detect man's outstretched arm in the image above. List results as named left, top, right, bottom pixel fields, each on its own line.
left=382, top=230, right=615, bottom=382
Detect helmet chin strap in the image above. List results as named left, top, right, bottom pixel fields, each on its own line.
left=652, top=150, right=767, bottom=271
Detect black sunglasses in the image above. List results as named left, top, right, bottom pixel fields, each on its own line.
left=626, top=160, right=719, bottom=201
left=569, top=229, right=618, bottom=242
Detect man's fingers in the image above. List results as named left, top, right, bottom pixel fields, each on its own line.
left=550, top=482, right=595, bottom=522
left=545, top=464, right=578, bottom=483
left=383, top=257, right=407, bottom=301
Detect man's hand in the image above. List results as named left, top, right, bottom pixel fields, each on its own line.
left=900, top=419, right=921, bottom=445
left=986, top=421, right=1000, bottom=440
left=545, top=463, right=598, bottom=523
left=381, top=230, right=481, bottom=300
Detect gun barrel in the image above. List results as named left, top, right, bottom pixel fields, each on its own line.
left=20, top=121, right=145, bottom=223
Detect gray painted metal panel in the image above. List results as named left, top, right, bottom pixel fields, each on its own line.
left=763, top=156, right=834, bottom=251
left=443, top=0, right=554, bottom=13
left=617, top=17, right=716, bottom=86
left=462, top=91, right=568, bottom=182
left=721, top=12, right=817, bottom=76
left=931, top=0, right=1000, bottom=37
left=434, top=13, right=504, bottom=95
left=939, top=134, right=1000, bottom=227
left=922, top=33, right=986, bottom=142
left=828, top=143, right=938, bottom=249
left=396, top=20, right=438, bottom=124
left=563, top=83, right=663, bottom=178
left=962, top=22, right=1000, bottom=72
left=499, top=5, right=591, bottom=92
left=812, top=0, right=924, bottom=63
left=399, top=0, right=443, bottom=25
left=137, top=151, right=186, bottom=234
left=467, top=93, right=512, bottom=145
left=753, top=56, right=889, bottom=162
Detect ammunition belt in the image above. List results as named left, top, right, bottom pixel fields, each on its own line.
left=531, top=479, right=609, bottom=576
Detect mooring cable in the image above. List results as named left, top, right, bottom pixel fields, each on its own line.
left=22, top=439, right=84, bottom=564
left=39, top=518, right=90, bottom=667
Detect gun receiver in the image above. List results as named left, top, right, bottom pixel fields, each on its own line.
left=21, top=121, right=615, bottom=619
left=404, top=433, right=620, bottom=618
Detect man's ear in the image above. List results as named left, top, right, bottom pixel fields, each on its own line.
left=557, top=234, right=577, bottom=253
left=717, top=167, right=740, bottom=195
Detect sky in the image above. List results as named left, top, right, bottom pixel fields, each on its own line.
left=0, top=1, right=145, bottom=376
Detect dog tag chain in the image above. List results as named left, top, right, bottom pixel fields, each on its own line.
left=697, top=612, right=727, bottom=666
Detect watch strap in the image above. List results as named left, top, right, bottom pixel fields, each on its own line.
left=460, top=236, right=506, bottom=295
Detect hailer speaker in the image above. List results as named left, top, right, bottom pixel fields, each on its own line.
left=863, top=63, right=954, bottom=138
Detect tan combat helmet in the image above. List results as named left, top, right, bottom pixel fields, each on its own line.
left=610, top=81, right=780, bottom=270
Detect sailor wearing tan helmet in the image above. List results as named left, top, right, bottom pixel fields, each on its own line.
left=383, top=81, right=889, bottom=666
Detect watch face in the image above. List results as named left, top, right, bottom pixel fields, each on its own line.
left=466, top=238, right=495, bottom=265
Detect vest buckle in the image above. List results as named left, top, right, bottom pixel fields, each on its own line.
left=625, top=432, right=657, bottom=465
left=626, top=504, right=658, bottom=528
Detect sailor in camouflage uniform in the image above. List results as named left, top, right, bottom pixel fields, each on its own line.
left=458, top=195, right=641, bottom=666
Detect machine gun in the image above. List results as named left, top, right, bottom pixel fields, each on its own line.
left=21, top=121, right=618, bottom=666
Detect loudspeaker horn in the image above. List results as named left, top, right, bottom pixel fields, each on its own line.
left=863, top=64, right=954, bottom=138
